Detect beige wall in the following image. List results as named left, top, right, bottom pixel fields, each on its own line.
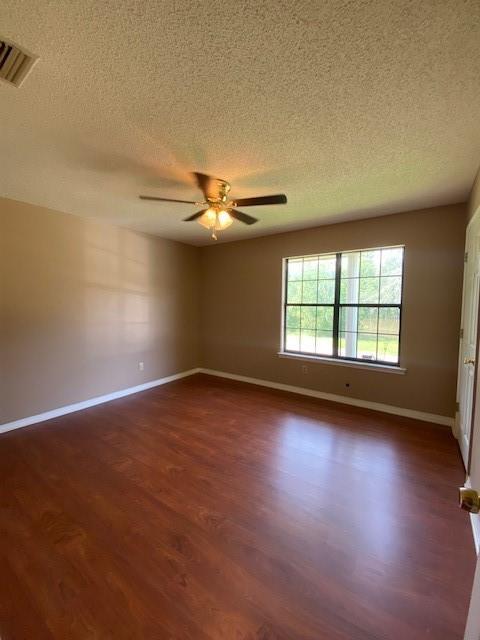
left=200, top=204, right=467, bottom=418
left=0, top=198, right=200, bottom=424
left=0, top=198, right=468, bottom=424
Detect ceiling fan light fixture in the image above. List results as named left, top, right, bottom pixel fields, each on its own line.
left=198, top=207, right=218, bottom=229
left=216, top=209, right=233, bottom=230
left=198, top=207, right=233, bottom=237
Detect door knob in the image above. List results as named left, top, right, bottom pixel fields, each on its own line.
left=459, top=487, right=480, bottom=514
left=464, top=358, right=476, bottom=365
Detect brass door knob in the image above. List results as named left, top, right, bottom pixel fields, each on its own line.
left=459, top=487, right=480, bottom=514
left=464, top=358, right=476, bottom=365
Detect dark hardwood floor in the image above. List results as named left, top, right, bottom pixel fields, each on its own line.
left=0, top=373, right=475, bottom=639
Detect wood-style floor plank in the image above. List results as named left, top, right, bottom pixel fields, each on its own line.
left=0, top=373, right=475, bottom=639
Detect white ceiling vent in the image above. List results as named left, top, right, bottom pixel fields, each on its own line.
left=0, top=39, right=38, bottom=87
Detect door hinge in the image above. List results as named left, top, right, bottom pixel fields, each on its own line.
left=460, top=328, right=464, bottom=339
left=455, top=401, right=460, bottom=412
left=465, top=251, right=469, bottom=263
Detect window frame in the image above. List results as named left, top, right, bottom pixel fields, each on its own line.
left=281, top=246, right=405, bottom=367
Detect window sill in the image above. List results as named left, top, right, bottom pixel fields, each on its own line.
left=277, top=351, right=407, bottom=374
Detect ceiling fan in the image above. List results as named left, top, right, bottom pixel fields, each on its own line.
left=139, top=172, right=287, bottom=240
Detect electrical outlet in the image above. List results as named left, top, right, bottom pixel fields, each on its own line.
left=301, top=364, right=308, bottom=374
left=138, top=361, right=144, bottom=371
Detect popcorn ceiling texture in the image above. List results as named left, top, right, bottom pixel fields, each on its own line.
left=0, top=0, right=479, bottom=245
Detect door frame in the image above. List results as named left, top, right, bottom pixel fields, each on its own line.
left=456, top=207, right=480, bottom=473
left=468, top=296, right=480, bottom=475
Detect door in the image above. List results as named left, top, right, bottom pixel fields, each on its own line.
left=457, top=214, right=480, bottom=469
left=461, top=210, right=480, bottom=640
left=463, top=414, right=480, bottom=639
left=465, top=555, right=480, bottom=640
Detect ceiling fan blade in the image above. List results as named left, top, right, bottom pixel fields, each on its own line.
left=183, top=209, right=207, bottom=222
left=139, top=195, right=198, bottom=204
left=234, top=194, right=287, bottom=207
left=192, top=172, right=226, bottom=200
left=229, top=209, right=258, bottom=225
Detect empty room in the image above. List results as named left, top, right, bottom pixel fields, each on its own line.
left=2, top=1, right=480, bottom=639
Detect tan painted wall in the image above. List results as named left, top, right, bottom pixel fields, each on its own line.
left=0, top=198, right=200, bottom=424
left=0, top=198, right=468, bottom=424
left=200, top=204, right=467, bottom=418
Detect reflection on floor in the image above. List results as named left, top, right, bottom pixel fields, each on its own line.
left=0, top=373, right=474, bottom=639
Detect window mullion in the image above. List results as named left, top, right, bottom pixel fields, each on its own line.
left=332, top=253, right=342, bottom=357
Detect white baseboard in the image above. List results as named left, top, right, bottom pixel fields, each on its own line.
left=0, top=368, right=201, bottom=434
left=1, top=365, right=454, bottom=434
left=199, top=368, right=454, bottom=427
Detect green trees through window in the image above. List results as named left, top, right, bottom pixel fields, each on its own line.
left=284, top=246, right=404, bottom=365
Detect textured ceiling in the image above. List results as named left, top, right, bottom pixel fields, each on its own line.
left=1, top=1, right=480, bottom=245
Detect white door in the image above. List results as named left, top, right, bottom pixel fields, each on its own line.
left=461, top=209, right=480, bottom=640
left=463, top=403, right=480, bottom=639
left=465, top=553, right=480, bottom=640
left=457, top=215, right=480, bottom=469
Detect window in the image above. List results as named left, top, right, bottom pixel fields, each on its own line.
left=283, top=246, right=404, bottom=365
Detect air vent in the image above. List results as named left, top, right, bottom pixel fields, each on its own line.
left=0, top=39, right=37, bottom=87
